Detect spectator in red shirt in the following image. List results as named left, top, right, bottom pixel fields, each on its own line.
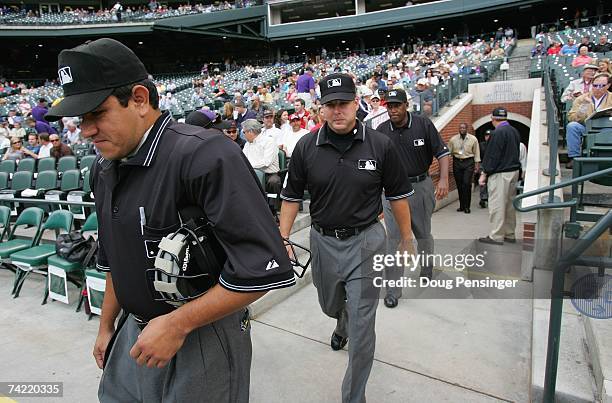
left=293, top=98, right=310, bottom=129
left=547, top=42, right=562, bottom=55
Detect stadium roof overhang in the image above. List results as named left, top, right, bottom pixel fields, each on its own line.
left=267, top=0, right=542, bottom=41
left=0, top=5, right=267, bottom=39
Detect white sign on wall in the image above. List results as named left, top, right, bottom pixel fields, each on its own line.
left=469, top=78, right=541, bottom=105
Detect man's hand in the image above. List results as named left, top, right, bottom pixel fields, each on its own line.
left=479, top=173, right=487, bottom=187
left=129, top=313, right=188, bottom=368
left=93, top=325, right=115, bottom=369
left=435, top=179, right=449, bottom=200
left=397, top=238, right=416, bottom=256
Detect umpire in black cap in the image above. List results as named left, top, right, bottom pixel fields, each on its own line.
left=280, top=73, right=414, bottom=403
left=377, top=88, right=450, bottom=308
left=47, top=38, right=296, bottom=402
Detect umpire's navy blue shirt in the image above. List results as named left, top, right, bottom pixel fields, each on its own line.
left=281, top=120, right=414, bottom=229
left=91, top=112, right=295, bottom=321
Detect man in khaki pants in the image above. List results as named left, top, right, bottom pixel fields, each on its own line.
left=477, top=108, right=521, bottom=245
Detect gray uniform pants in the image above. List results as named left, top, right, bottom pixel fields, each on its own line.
left=383, top=177, right=435, bottom=298
left=99, top=310, right=252, bottom=403
left=310, top=222, right=385, bottom=403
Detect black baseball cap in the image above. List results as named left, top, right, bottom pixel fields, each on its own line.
left=491, top=107, right=508, bottom=118
left=45, top=38, right=149, bottom=122
left=185, top=109, right=231, bottom=130
left=319, top=73, right=356, bottom=104
left=385, top=89, right=408, bottom=104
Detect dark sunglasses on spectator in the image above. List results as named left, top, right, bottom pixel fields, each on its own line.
left=12, top=141, right=21, bottom=145
left=592, top=83, right=608, bottom=88
left=225, top=129, right=237, bottom=134
left=51, top=139, right=60, bottom=142
left=371, top=99, right=380, bottom=102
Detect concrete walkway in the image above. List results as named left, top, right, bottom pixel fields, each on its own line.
left=0, top=191, right=532, bottom=403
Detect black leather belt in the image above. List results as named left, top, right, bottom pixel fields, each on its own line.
left=312, top=219, right=378, bottom=240
left=409, top=173, right=428, bottom=183
left=453, top=156, right=474, bottom=160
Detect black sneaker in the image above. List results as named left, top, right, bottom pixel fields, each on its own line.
left=479, top=201, right=487, bottom=208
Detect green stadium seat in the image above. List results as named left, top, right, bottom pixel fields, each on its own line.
left=57, top=156, right=77, bottom=175
left=0, top=172, right=8, bottom=190
left=10, top=210, right=74, bottom=301
left=0, top=207, right=44, bottom=264
left=16, top=158, right=35, bottom=173
left=0, top=160, right=16, bottom=176
left=47, top=212, right=97, bottom=307
left=67, top=169, right=92, bottom=220
left=45, top=169, right=81, bottom=203
left=37, top=157, right=56, bottom=174
left=79, top=155, right=97, bottom=172
left=0, top=171, right=34, bottom=215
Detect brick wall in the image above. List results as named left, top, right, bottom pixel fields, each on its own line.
left=472, top=101, right=532, bottom=122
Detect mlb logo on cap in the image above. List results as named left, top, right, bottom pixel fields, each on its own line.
left=58, top=67, right=73, bottom=85
left=327, top=78, right=342, bottom=87
left=319, top=73, right=356, bottom=105
left=389, top=91, right=397, bottom=97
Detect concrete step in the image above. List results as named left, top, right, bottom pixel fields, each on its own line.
left=531, top=269, right=599, bottom=403
left=584, top=317, right=612, bottom=403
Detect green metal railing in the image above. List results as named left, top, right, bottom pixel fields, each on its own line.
left=514, top=159, right=612, bottom=403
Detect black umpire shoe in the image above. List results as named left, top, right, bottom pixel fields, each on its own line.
left=331, top=332, right=348, bottom=351
left=464, top=208, right=471, bottom=214
left=456, top=207, right=464, bottom=212
left=384, top=294, right=398, bottom=308
left=419, top=267, right=433, bottom=281
left=479, top=200, right=487, bottom=208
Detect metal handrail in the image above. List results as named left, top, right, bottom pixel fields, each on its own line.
left=513, top=162, right=612, bottom=212
left=543, top=209, right=612, bottom=403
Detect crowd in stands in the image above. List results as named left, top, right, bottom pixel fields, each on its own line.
left=0, top=28, right=516, bottom=199
left=536, top=21, right=612, bottom=169
left=0, top=0, right=259, bottom=25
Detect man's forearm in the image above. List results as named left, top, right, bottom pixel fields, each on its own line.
left=99, top=273, right=121, bottom=332
left=438, top=155, right=450, bottom=182
left=279, top=200, right=300, bottom=238
left=389, top=198, right=413, bottom=240
left=170, top=285, right=266, bottom=335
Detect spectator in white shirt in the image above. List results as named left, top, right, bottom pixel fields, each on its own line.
left=242, top=119, right=281, bottom=215
left=37, top=133, right=53, bottom=158
left=261, top=109, right=283, bottom=144
left=64, top=120, right=82, bottom=145
left=278, top=114, right=309, bottom=158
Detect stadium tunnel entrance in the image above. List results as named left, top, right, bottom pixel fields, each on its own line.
left=473, top=113, right=531, bottom=145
